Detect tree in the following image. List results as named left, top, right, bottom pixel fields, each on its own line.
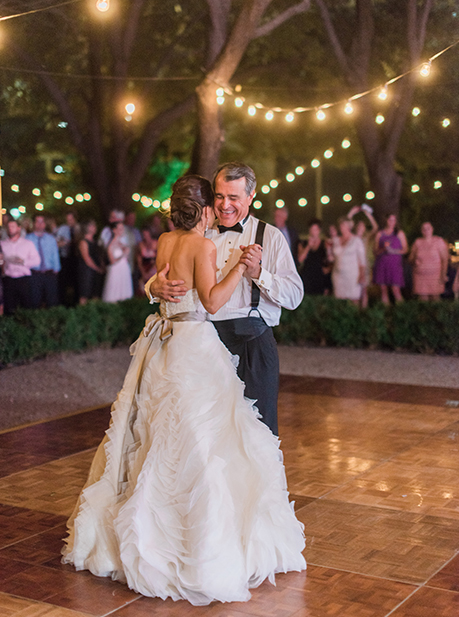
left=191, top=0, right=312, bottom=178
left=314, top=0, right=434, bottom=219
left=4, top=1, right=203, bottom=218
left=2, top=0, right=313, bottom=219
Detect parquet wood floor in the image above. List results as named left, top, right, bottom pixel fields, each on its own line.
left=0, top=375, right=458, bottom=616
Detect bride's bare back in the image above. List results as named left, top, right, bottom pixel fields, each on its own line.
left=156, top=229, right=244, bottom=315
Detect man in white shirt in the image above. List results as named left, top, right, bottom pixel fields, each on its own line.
left=147, top=162, right=304, bottom=435
left=1, top=219, right=41, bottom=314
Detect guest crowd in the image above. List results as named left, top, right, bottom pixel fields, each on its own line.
left=0, top=210, right=163, bottom=315
left=0, top=203, right=458, bottom=316
left=274, top=205, right=459, bottom=308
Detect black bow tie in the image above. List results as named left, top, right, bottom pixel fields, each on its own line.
left=217, top=222, right=243, bottom=234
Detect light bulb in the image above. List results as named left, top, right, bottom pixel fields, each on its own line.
left=316, top=109, right=326, bottom=121
left=420, top=61, right=431, bottom=77
left=442, top=118, right=451, bottom=128
left=341, top=139, right=351, bottom=149
left=285, top=112, right=294, bottom=122
left=269, top=179, right=279, bottom=188
left=344, top=102, right=353, bottom=114
left=412, top=107, right=421, bottom=117
left=324, top=149, right=333, bottom=159
left=265, top=110, right=274, bottom=121
left=235, top=97, right=244, bottom=108
left=376, top=114, right=385, bottom=124
left=311, top=159, right=320, bottom=168
left=248, top=105, right=256, bottom=116
left=125, top=103, right=135, bottom=115
left=286, top=173, right=295, bottom=182
left=378, top=86, right=388, bottom=100
left=96, top=0, right=109, bottom=12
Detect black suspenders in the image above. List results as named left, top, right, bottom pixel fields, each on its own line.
left=249, top=220, right=266, bottom=316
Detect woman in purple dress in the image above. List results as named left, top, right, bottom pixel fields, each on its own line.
left=373, top=214, right=408, bottom=305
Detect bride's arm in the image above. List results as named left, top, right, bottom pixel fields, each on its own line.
left=195, top=238, right=246, bottom=314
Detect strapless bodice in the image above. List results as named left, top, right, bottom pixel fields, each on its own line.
left=160, top=288, right=206, bottom=319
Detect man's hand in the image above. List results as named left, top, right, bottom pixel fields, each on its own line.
left=239, top=244, right=262, bottom=279
left=148, top=264, right=188, bottom=303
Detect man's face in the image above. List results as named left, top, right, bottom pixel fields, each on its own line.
left=274, top=209, right=288, bottom=228
left=7, top=221, right=20, bottom=239
left=214, top=174, right=254, bottom=227
left=34, top=216, right=46, bottom=234
left=125, top=212, right=135, bottom=227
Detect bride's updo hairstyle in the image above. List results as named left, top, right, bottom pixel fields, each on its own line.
left=170, top=175, right=214, bottom=231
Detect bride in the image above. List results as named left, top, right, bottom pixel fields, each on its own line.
left=62, top=175, right=306, bottom=605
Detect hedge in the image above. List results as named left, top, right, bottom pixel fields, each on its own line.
left=1, top=296, right=459, bottom=366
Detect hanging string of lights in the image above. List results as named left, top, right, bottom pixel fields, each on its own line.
left=0, top=0, right=81, bottom=22
left=214, top=39, right=459, bottom=125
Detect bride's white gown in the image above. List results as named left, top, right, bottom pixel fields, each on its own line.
left=62, top=289, right=306, bottom=605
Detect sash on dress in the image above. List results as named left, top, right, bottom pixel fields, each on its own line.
left=118, top=311, right=208, bottom=493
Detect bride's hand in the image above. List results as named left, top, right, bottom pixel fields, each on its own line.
left=150, top=264, right=188, bottom=303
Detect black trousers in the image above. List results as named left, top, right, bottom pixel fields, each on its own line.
left=213, top=317, right=280, bottom=436
left=3, top=276, right=33, bottom=315
left=30, top=271, right=59, bottom=309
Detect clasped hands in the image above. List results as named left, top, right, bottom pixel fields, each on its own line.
left=149, top=243, right=263, bottom=304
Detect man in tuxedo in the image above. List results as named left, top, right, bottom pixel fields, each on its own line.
left=147, top=162, right=303, bottom=435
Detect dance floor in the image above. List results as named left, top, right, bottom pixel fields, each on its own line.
left=1, top=374, right=459, bottom=617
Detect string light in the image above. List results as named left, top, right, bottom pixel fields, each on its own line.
left=442, top=118, right=451, bottom=127
left=83, top=193, right=92, bottom=201
left=261, top=185, right=270, bottom=193
left=248, top=105, right=256, bottom=116
left=420, top=61, right=431, bottom=77
left=295, top=166, right=304, bottom=175
left=366, top=191, right=375, bottom=200
left=343, top=193, right=352, bottom=202
left=32, top=188, right=40, bottom=196
left=53, top=191, right=62, bottom=199
left=324, top=149, right=334, bottom=159
left=75, top=194, right=84, bottom=202
left=378, top=86, right=388, bottom=101
left=411, top=184, right=420, bottom=193
left=125, top=103, right=135, bottom=115
left=286, top=173, right=295, bottom=182
left=376, top=114, right=385, bottom=124
left=96, top=0, right=110, bottom=12
left=316, top=108, right=326, bottom=121
left=269, top=179, right=279, bottom=188
left=298, top=198, right=307, bottom=207
left=285, top=112, right=294, bottom=122
left=35, top=203, right=44, bottom=210
left=65, top=197, right=74, bottom=204
left=235, top=97, right=244, bottom=108
left=311, top=159, right=320, bottom=168
left=275, top=199, right=285, bottom=208
left=434, top=180, right=442, bottom=189
left=320, top=195, right=330, bottom=204
left=132, top=193, right=140, bottom=201
left=341, top=139, right=351, bottom=149
left=412, top=107, right=421, bottom=116
left=344, top=102, right=354, bottom=114
left=217, top=96, right=225, bottom=105
left=253, top=200, right=262, bottom=209
left=213, top=41, right=459, bottom=126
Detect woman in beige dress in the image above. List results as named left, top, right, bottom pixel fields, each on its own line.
left=409, top=222, right=448, bottom=301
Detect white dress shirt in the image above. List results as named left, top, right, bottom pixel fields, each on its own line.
left=207, top=216, right=303, bottom=326
left=1, top=236, right=41, bottom=278
left=146, top=215, right=303, bottom=326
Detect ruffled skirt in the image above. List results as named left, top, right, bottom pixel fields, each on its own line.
left=62, top=318, right=306, bottom=605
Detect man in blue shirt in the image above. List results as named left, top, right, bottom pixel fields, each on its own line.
left=27, top=214, right=61, bottom=308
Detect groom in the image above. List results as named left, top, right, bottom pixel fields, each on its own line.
left=147, top=162, right=303, bottom=435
